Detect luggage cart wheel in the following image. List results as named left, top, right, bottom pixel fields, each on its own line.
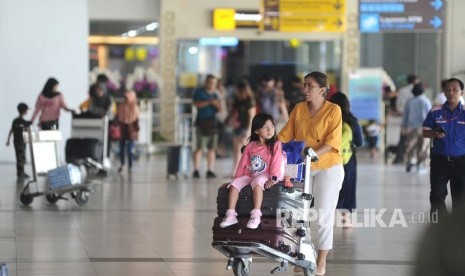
left=46, top=194, right=59, bottom=204
left=232, top=258, right=250, bottom=276
left=20, top=193, right=34, bottom=206
left=303, top=268, right=315, bottom=276
left=280, top=244, right=292, bottom=254
left=296, top=229, right=306, bottom=237
left=75, top=190, right=89, bottom=206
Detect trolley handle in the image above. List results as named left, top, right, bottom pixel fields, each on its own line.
left=303, top=147, right=318, bottom=162
left=25, top=127, right=37, bottom=180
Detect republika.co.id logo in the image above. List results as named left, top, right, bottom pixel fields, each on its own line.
left=278, top=208, right=438, bottom=228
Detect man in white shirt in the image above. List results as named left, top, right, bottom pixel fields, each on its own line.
left=393, top=74, right=419, bottom=164
left=396, top=74, right=419, bottom=115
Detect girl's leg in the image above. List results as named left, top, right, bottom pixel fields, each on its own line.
left=220, top=176, right=251, bottom=228
left=227, top=187, right=240, bottom=210
left=250, top=173, right=269, bottom=210
left=252, top=185, right=264, bottom=210
left=247, top=174, right=269, bottom=229
left=227, top=175, right=252, bottom=210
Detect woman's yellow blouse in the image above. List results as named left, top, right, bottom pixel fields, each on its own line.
left=278, top=101, right=342, bottom=170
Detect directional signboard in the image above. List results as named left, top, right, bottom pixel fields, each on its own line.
left=359, top=0, right=445, bottom=32
left=263, top=0, right=346, bottom=32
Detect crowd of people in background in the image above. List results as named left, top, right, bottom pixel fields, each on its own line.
left=5, top=71, right=465, bottom=275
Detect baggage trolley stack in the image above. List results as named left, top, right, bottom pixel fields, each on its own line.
left=212, top=147, right=318, bottom=276
left=19, top=128, right=92, bottom=206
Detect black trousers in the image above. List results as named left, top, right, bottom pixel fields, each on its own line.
left=337, top=154, right=357, bottom=211
left=430, top=155, right=465, bottom=219
left=14, top=143, right=26, bottom=176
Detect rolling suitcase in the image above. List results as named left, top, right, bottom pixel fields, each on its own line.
left=216, top=182, right=306, bottom=219
left=212, top=216, right=299, bottom=254
left=65, top=138, right=103, bottom=162
left=166, top=145, right=190, bottom=178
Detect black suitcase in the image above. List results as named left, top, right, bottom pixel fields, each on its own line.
left=166, top=145, right=190, bottom=178
left=65, top=138, right=103, bottom=162
left=212, top=216, right=299, bottom=254
left=217, top=182, right=306, bottom=218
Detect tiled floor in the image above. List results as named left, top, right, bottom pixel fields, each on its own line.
left=0, top=150, right=435, bottom=276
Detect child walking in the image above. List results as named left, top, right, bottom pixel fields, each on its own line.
left=220, top=113, right=284, bottom=229
left=366, top=119, right=381, bottom=160
left=6, top=103, right=32, bottom=179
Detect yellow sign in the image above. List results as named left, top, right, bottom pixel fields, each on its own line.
left=280, top=0, right=345, bottom=14
left=179, top=73, right=198, bottom=88
left=280, top=15, right=345, bottom=32
left=213, top=9, right=236, bottom=31
left=262, top=0, right=346, bottom=32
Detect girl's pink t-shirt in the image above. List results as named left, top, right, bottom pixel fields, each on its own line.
left=234, top=141, right=284, bottom=179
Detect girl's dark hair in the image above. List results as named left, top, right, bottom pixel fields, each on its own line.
left=248, top=113, right=277, bottom=155
left=304, top=71, right=329, bottom=96
left=329, top=91, right=357, bottom=128
left=41, top=77, right=59, bottom=98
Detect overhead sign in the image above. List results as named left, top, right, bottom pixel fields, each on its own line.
left=212, top=9, right=262, bottom=30
left=213, top=9, right=236, bottom=31
left=262, top=0, right=346, bottom=33
left=359, top=0, right=445, bottom=32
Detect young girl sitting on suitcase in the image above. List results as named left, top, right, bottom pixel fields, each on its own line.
left=220, top=113, right=284, bottom=229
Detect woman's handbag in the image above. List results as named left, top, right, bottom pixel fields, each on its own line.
left=109, top=121, right=121, bottom=140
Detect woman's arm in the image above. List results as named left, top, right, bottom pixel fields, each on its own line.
left=59, top=94, right=75, bottom=113
left=246, top=106, right=256, bottom=137
left=314, top=144, right=334, bottom=158
left=30, top=95, right=42, bottom=123
left=351, top=120, right=364, bottom=147
left=278, top=104, right=297, bottom=142
left=279, top=100, right=289, bottom=121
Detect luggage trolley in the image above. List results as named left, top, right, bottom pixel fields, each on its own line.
left=67, top=115, right=110, bottom=176
left=212, top=148, right=319, bottom=276
left=19, top=128, right=91, bottom=206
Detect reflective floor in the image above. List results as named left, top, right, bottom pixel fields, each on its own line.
left=0, top=150, right=434, bottom=276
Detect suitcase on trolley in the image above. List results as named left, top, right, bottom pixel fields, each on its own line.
left=216, top=182, right=306, bottom=219
left=166, top=145, right=190, bottom=178
left=65, top=138, right=103, bottom=162
left=212, top=216, right=299, bottom=254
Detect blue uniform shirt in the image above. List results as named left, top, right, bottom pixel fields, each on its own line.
left=423, top=102, right=465, bottom=156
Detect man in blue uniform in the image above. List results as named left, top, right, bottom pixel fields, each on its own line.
left=423, top=78, right=465, bottom=220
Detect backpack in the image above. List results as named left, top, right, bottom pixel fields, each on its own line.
left=341, top=122, right=353, bottom=165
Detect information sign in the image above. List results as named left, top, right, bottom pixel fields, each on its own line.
left=359, top=0, right=445, bottom=32
left=263, top=0, right=346, bottom=32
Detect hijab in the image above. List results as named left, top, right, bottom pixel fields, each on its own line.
left=89, top=83, right=112, bottom=116
left=41, top=77, right=60, bottom=98
left=118, top=90, right=139, bottom=124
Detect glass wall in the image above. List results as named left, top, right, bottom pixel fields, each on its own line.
left=176, top=39, right=343, bottom=95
